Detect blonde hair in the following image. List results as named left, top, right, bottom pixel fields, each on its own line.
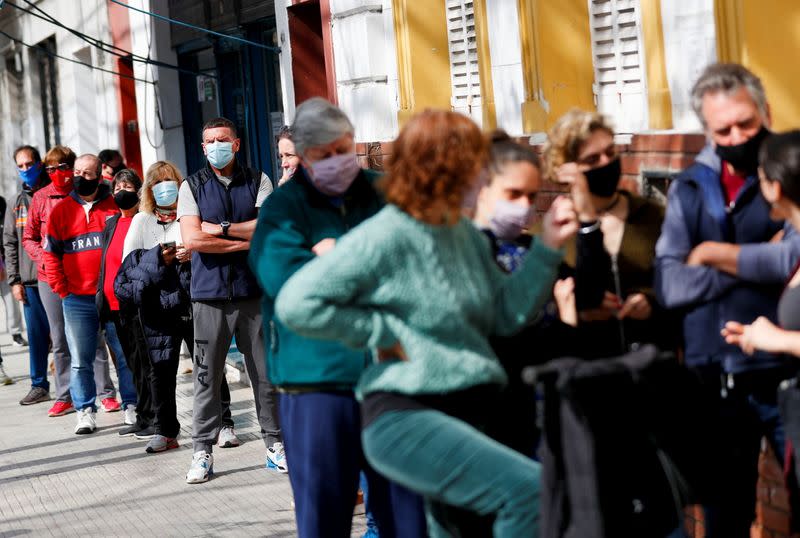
left=541, top=109, right=614, bottom=181
left=140, top=161, right=184, bottom=214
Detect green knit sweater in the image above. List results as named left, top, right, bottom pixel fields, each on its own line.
left=275, top=204, right=563, bottom=399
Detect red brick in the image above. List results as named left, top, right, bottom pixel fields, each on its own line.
left=619, top=176, right=640, bottom=194
left=771, top=486, right=791, bottom=512
left=760, top=450, right=785, bottom=483
left=355, top=142, right=368, bottom=154
left=670, top=154, right=696, bottom=171
left=378, top=141, right=394, bottom=155
left=639, top=153, right=671, bottom=170
left=621, top=154, right=642, bottom=175
left=757, top=481, right=773, bottom=503
left=756, top=503, right=791, bottom=535
left=630, top=133, right=706, bottom=153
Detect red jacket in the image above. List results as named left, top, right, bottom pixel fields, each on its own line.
left=22, top=180, right=74, bottom=282
left=43, top=186, right=120, bottom=297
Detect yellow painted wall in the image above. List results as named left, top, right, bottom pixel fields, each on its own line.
left=534, top=0, right=596, bottom=128
left=738, top=1, right=800, bottom=131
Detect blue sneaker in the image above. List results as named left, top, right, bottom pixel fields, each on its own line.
left=266, top=442, right=288, bottom=473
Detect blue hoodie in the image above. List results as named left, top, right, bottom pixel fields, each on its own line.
left=655, top=144, right=800, bottom=374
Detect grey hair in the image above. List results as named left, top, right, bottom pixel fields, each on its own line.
left=691, top=63, right=768, bottom=126
left=76, top=153, right=102, bottom=177
left=291, top=97, right=354, bottom=156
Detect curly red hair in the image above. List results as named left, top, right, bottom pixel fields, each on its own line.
left=384, top=110, right=487, bottom=225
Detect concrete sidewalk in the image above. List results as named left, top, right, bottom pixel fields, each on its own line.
left=0, top=333, right=366, bottom=537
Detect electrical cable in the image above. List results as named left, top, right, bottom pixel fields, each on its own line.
left=7, top=0, right=219, bottom=80
left=0, top=28, right=154, bottom=84
left=109, top=0, right=281, bottom=53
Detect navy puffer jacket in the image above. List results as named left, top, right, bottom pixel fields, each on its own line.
left=115, top=246, right=191, bottom=364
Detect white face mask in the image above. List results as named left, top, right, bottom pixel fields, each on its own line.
left=309, top=153, right=361, bottom=196
left=488, top=200, right=532, bottom=240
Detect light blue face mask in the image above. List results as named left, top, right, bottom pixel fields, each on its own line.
left=152, top=180, right=179, bottom=207
left=205, top=141, right=235, bottom=169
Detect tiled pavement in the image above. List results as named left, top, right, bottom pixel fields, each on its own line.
left=0, top=332, right=366, bottom=537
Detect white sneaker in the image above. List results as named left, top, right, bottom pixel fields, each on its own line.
left=74, top=408, right=97, bottom=435
left=266, top=442, right=288, bottom=473
left=218, top=425, right=240, bottom=448
left=123, top=404, right=136, bottom=426
left=0, top=365, right=12, bottom=385
left=186, top=451, right=214, bottom=484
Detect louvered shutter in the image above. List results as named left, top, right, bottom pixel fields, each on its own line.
left=446, top=0, right=482, bottom=127
left=588, top=0, right=648, bottom=133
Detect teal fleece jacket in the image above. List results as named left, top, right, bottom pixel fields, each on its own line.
left=248, top=167, right=384, bottom=389
left=275, top=204, right=563, bottom=399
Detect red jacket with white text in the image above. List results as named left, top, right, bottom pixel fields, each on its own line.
left=43, top=184, right=119, bottom=297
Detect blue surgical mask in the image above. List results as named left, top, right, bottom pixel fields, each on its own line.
left=152, top=180, right=179, bottom=207
left=18, top=163, right=42, bottom=189
left=205, top=141, right=235, bottom=169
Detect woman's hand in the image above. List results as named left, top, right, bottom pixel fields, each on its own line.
left=553, top=277, right=577, bottom=327
left=376, top=342, right=408, bottom=362
left=723, top=317, right=784, bottom=355
left=555, top=163, right=597, bottom=222
left=617, top=293, right=652, bottom=321
left=278, top=168, right=296, bottom=186
left=176, top=245, right=191, bottom=264
left=162, top=245, right=177, bottom=266
left=579, top=291, right=622, bottom=322
left=312, top=238, right=336, bottom=256
left=540, top=196, right=579, bottom=250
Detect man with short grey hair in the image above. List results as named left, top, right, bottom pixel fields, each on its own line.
left=656, top=63, right=800, bottom=536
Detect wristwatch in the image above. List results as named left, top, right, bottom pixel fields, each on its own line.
left=220, top=221, right=231, bottom=237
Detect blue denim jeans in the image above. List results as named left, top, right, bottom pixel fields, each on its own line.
left=103, top=319, right=137, bottom=408
left=24, top=285, right=50, bottom=390
left=63, top=294, right=101, bottom=411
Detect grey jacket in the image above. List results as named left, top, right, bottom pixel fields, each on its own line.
left=4, top=187, right=38, bottom=286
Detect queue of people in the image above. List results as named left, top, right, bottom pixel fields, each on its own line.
left=4, top=61, right=800, bottom=537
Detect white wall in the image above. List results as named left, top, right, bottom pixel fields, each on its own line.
left=660, top=0, right=716, bottom=132
left=128, top=0, right=187, bottom=175
left=0, top=0, right=120, bottom=198
left=275, top=0, right=296, bottom=125
left=330, top=0, right=399, bottom=142
left=485, top=0, right=524, bottom=135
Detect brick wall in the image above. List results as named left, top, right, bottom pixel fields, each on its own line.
left=356, top=131, right=795, bottom=535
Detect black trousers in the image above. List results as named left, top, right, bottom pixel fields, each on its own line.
left=113, top=310, right=153, bottom=429
left=146, top=314, right=234, bottom=438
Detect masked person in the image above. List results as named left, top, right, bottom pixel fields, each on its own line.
left=43, top=153, right=136, bottom=435
left=250, top=98, right=425, bottom=537
left=1, top=146, right=50, bottom=391
left=542, top=109, right=674, bottom=359
left=95, top=169, right=142, bottom=430
left=178, top=117, right=282, bottom=483
left=98, top=149, right=126, bottom=183
left=23, top=147, right=119, bottom=418
left=655, top=64, right=800, bottom=537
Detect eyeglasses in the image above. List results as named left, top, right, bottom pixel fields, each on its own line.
left=45, top=163, right=72, bottom=174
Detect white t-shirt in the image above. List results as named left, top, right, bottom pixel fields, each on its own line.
left=176, top=171, right=273, bottom=220
left=123, top=212, right=183, bottom=260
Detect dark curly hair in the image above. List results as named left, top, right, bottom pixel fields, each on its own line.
left=384, top=110, right=487, bottom=225
left=760, top=130, right=800, bottom=207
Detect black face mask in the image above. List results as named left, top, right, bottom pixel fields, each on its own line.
left=715, top=126, right=771, bottom=175
left=74, top=176, right=100, bottom=196
left=584, top=158, right=621, bottom=197
left=114, top=190, right=139, bottom=210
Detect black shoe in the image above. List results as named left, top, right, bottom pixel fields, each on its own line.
left=134, top=426, right=156, bottom=440
left=19, top=387, right=51, bottom=406
left=119, top=423, right=145, bottom=437
left=12, top=334, right=27, bottom=347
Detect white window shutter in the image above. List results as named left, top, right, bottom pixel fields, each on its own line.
left=446, top=0, right=482, bottom=127
left=588, top=0, right=648, bottom=133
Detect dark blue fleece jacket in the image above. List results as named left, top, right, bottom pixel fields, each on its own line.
left=655, top=144, right=800, bottom=373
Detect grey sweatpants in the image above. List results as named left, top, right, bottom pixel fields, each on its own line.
left=38, top=281, right=115, bottom=403
left=192, top=298, right=280, bottom=452
left=0, top=280, right=23, bottom=334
